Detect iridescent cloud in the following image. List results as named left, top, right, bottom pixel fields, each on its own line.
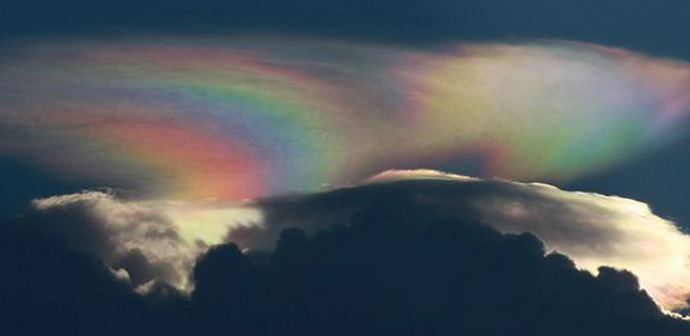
left=2, top=36, right=690, bottom=200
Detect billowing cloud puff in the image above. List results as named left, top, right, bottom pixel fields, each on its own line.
left=257, top=171, right=690, bottom=310
left=24, top=170, right=690, bottom=310
left=372, top=171, right=690, bottom=309
left=28, top=191, right=262, bottom=291
left=9, top=186, right=690, bottom=335
left=469, top=182, right=690, bottom=309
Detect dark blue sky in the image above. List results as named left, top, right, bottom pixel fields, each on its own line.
left=2, top=0, right=689, bottom=52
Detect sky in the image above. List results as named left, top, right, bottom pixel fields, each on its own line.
left=3, top=0, right=690, bottom=335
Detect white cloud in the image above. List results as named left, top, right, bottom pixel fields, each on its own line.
left=30, top=190, right=263, bottom=292
left=366, top=169, right=479, bottom=183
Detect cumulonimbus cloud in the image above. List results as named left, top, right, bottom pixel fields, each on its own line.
left=371, top=170, right=690, bottom=310
left=25, top=170, right=690, bottom=311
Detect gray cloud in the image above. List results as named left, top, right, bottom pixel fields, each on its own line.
left=255, top=170, right=690, bottom=310
left=25, top=170, right=690, bottom=311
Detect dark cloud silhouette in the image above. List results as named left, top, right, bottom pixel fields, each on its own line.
left=0, top=220, right=147, bottom=336
left=3, top=185, right=690, bottom=335
left=173, top=199, right=690, bottom=334
left=241, top=173, right=690, bottom=310
left=18, top=172, right=690, bottom=309
left=233, top=199, right=687, bottom=335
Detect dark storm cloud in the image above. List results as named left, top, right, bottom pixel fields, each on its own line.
left=190, top=201, right=690, bottom=335
left=0, top=219, right=149, bottom=336
left=3, top=186, right=690, bottom=335
left=21, top=171, right=690, bottom=309
left=246, top=171, right=690, bottom=311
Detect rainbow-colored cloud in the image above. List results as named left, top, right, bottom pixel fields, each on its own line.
left=1, top=36, right=690, bottom=200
